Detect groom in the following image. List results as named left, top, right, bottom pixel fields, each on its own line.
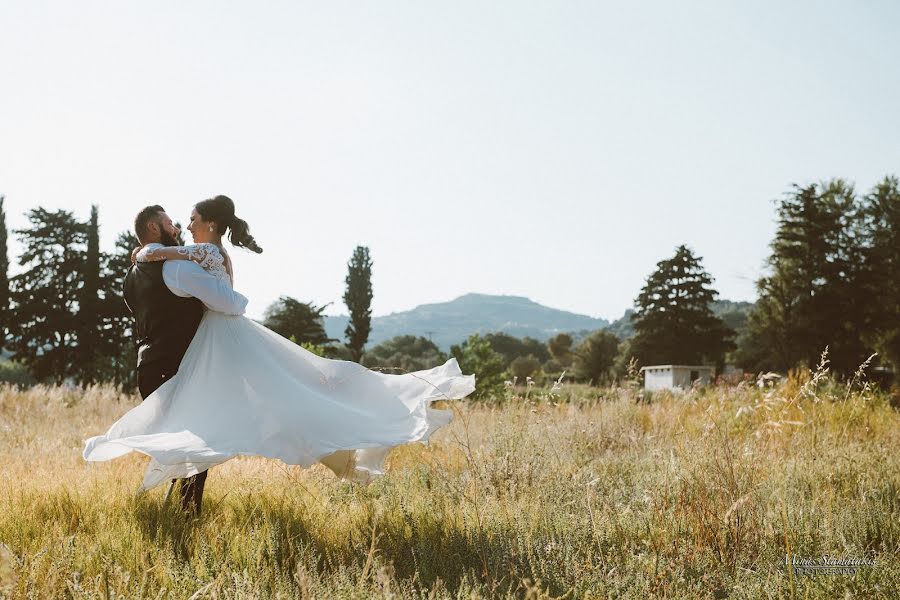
left=125, top=205, right=248, bottom=516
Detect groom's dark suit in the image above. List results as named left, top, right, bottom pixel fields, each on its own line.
left=125, top=262, right=207, bottom=514
left=126, top=262, right=205, bottom=396
left=124, top=256, right=247, bottom=516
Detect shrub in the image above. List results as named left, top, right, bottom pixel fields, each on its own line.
left=509, top=354, right=541, bottom=382
left=450, top=333, right=505, bottom=400
left=0, top=359, right=35, bottom=387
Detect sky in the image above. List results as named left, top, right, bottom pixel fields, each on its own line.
left=2, top=1, right=899, bottom=322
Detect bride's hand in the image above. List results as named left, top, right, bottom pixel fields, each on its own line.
left=131, top=247, right=141, bottom=264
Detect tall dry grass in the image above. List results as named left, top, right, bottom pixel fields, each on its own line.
left=0, top=367, right=898, bottom=598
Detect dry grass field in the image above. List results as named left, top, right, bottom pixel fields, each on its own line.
left=0, top=367, right=898, bottom=598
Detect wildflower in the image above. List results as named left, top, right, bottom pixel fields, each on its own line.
left=550, top=370, right=566, bottom=394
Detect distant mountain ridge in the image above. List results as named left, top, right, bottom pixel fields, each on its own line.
left=324, top=293, right=609, bottom=351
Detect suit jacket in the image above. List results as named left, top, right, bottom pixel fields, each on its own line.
left=124, top=262, right=204, bottom=370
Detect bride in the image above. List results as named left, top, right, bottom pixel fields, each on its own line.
left=83, top=195, right=476, bottom=508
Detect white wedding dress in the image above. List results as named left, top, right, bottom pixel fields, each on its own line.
left=83, top=243, right=476, bottom=490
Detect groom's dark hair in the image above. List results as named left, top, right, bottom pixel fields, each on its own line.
left=135, top=205, right=166, bottom=244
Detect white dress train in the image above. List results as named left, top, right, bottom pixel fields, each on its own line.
left=82, top=244, right=476, bottom=490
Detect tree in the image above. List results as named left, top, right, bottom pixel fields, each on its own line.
left=612, top=338, right=636, bottom=379
left=450, top=333, right=505, bottom=400
left=735, top=274, right=798, bottom=373
left=300, top=341, right=328, bottom=357
left=99, top=231, right=141, bottom=388
left=630, top=245, right=734, bottom=368
left=483, top=332, right=550, bottom=368
left=573, top=330, right=620, bottom=385
left=542, top=333, right=575, bottom=377
left=0, top=196, right=8, bottom=352
left=509, top=354, right=541, bottom=382
left=77, top=205, right=102, bottom=384
left=362, top=335, right=448, bottom=372
left=547, top=333, right=574, bottom=366
left=711, top=301, right=753, bottom=343
left=605, top=309, right=636, bottom=340
left=8, top=209, right=86, bottom=383
left=263, top=296, right=336, bottom=346
left=343, top=246, right=373, bottom=362
left=758, top=183, right=826, bottom=369
left=858, top=176, right=900, bottom=373
left=8, top=209, right=140, bottom=386
left=736, top=181, right=869, bottom=375
left=800, top=180, right=866, bottom=374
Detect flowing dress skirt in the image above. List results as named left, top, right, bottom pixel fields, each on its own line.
left=83, top=312, right=476, bottom=490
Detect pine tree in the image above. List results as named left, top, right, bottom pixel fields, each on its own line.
left=629, top=245, right=734, bottom=368
left=858, top=176, right=900, bottom=373
left=263, top=296, right=336, bottom=346
left=737, top=181, right=868, bottom=375
left=736, top=184, right=822, bottom=372
left=9, top=209, right=87, bottom=383
left=77, top=205, right=102, bottom=384
left=343, top=246, right=373, bottom=362
left=816, top=180, right=868, bottom=373
left=0, top=196, right=8, bottom=352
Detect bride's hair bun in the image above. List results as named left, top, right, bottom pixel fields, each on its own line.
left=195, top=195, right=263, bottom=254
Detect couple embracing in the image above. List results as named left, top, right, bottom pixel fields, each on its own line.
left=83, top=195, right=476, bottom=516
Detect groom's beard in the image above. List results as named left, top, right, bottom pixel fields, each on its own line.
left=159, top=231, right=179, bottom=247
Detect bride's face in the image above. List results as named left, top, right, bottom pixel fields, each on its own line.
left=187, top=208, right=216, bottom=243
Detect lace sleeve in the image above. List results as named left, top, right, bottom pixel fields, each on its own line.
left=137, top=243, right=228, bottom=280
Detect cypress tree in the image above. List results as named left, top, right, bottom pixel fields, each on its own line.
left=0, top=196, right=8, bottom=352
left=343, top=246, right=373, bottom=363
left=78, top=205, right=101, bottom=384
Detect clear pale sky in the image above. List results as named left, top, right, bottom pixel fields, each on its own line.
left=2, top=1, right=898, bottom=321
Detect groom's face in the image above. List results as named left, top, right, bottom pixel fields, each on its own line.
left=155, top=212, right=181, bottom=247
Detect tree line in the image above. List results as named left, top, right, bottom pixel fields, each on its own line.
left=354, top=175, right=899, bottom=397
left=736, top=177, right=899, bottom=377
left=1, top=175, right=896, bottom=394
left=0, top=199, right=375, bottom=387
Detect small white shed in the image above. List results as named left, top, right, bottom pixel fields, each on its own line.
left=640, top=365, right=716, bottom=391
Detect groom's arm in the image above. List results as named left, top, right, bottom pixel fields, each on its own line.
left=162, top=261, right=249, bottom=315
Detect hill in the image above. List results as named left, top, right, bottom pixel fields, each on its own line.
left=324, top=293, right=609, bottom=351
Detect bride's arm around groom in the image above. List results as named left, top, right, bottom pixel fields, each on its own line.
left=133, top=242, right=248, bottom=316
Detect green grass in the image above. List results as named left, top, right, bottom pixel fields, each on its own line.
left=0, top=371, right=898, bottom=598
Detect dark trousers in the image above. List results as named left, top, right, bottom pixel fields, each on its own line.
left=138, top=359, right=208, bottom=516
